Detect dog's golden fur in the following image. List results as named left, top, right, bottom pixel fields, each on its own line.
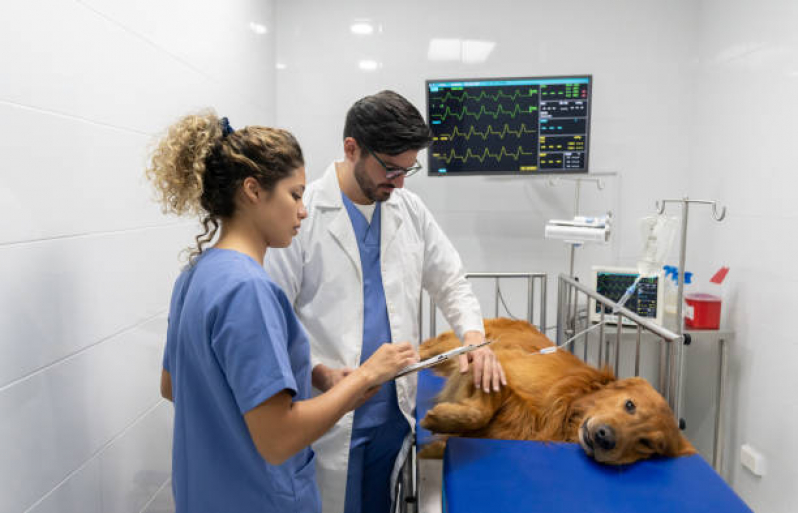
left=419, top=318, right=695, bottom=464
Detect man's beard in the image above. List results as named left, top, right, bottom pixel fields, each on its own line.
left=353, top=158, right=392, bottom=202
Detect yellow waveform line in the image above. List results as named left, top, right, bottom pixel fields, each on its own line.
left=430, top=89, right=536, bottom=103
left=431, top=104, right=535, bottom=121
left=436, top=124, right=536, bottom=141
left=433, top=146, right=537, bottom=164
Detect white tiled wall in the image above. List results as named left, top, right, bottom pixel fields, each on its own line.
left=1, top=1, right=275, bottom=511
left=687, top=1, right=798, bottom=511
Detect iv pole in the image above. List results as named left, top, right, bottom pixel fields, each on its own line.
left=655, top=197, right=726, bottom=424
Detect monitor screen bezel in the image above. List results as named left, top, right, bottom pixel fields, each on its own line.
left=425, top=74, right=593, bottom=177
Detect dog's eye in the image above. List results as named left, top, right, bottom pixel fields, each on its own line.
left=625, top=400, right=636, bottom=413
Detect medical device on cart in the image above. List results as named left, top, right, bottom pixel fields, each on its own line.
left=590, top=266, right=664, bottom=326
left=544, top=214, right=611, bottom=244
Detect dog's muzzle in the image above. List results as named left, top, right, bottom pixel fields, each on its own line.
left=580, top=419, right=616, bottom=453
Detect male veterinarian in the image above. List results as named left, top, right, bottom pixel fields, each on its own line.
left=265, top=90, right=506, bottom=513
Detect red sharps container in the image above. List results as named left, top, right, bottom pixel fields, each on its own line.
left=684, top=293, right=722, bottom=329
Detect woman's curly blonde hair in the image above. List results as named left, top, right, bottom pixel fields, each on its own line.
left=146, top=110, right=303, bottom=261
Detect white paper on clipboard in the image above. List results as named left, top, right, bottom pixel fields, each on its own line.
left=393, top=339, right=493, bottom=379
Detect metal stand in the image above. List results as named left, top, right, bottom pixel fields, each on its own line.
left=714, top=337, right=728, bottom=474
left=654, top=198, right=726, bottom=424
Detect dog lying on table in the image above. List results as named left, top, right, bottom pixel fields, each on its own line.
left=418, top=318, right=695, bottom=465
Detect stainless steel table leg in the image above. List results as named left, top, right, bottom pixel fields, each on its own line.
left=713, top=338, right=727, bottom=476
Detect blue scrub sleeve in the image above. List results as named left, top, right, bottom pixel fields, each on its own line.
left=163, top=312, right=174, bottom=372
left=162, top=311, right=172, bottom=372
left=210, top=280, right=298, bottom=414
left=163, top=270, right=189, bottom=374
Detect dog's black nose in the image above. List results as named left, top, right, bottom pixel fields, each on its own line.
left=594, top=425, right=616, bottom=451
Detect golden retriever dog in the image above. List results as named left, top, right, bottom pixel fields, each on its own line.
left=419, top=318, right=696, bottom=465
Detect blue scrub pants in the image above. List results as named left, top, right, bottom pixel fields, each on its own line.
left=343, top=418, right=410, bottom=513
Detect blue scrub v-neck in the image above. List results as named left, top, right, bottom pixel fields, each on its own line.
left=341, top=194, right=401, bottom=428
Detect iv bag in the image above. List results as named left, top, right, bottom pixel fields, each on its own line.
left=637, top=215, right=678, bottom=277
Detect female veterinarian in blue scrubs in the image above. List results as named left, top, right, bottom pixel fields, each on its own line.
left=147, top=112, right=418, bottom=513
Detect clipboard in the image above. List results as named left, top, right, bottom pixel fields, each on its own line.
left=393, top=339, right=493, bottom=379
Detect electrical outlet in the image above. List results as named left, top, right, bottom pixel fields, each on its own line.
left=740, top=444, right=766, bottom=476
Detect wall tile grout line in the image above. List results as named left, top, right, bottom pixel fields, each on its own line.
left=74, top=0, right=209, bottom=81
left=0, top=99, right=153, bottom=137
left=21, top=399, right=171, bottom=513
left=0, top=221, right=194, bottom=248
left=137, top=477, right=173, bottom=513
left=73, top=0, right=271, bottom=113
left=0, top=309, right=168, bottom=392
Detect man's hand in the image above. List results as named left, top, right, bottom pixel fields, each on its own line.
left=458, top=331, right=507, bottom=393
left=312, top=364, right=353, bottom=392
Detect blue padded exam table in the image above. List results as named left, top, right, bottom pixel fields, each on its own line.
left=415, top=370, right=752, bottom=513
left=416, top=368, right=447, bottom=448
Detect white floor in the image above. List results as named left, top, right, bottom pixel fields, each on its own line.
left=418, top=459, right=443, bottom=513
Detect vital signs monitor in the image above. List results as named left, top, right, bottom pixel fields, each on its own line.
left=426, top=75, right=592, bottom=176
left=590, top=266, right=665, bottom=326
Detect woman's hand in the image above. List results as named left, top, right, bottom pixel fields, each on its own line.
left=312, top=364, right=353, bottom=392
left=358, top=341, right=419, bottom=387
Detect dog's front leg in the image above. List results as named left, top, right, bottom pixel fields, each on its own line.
left=420, top=391, right=502, bottom=434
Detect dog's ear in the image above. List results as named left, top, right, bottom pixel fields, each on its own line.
left=604, top=376, right=645, bottom=391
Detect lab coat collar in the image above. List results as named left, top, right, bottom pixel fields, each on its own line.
left=316, top=163, right=361, bottom=278
left=316, top=161, right=403, bottom=251
left=314, top=162, right=346, bottom=209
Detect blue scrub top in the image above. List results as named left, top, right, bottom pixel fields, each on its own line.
left=163, top=248, right=321, bottom=513
left=342, top=194, right=403, bottom=428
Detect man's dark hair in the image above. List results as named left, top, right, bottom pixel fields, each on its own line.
left=343, top=90, right=433, bottom=155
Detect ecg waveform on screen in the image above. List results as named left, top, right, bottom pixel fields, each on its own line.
left=436, top=124, right=536, bottom=141
left=430, top=104, right=538, bottom=122
left=432, top=146, right=537, bottom=164
left=429, top=89, right=537, bottom=103
left=427, top=78, right=590, bottom=175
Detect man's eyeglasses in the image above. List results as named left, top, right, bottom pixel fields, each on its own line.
left=365, top=147, right=423, bottom=180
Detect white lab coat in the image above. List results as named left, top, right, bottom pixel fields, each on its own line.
left=265, top=162, right=484, bottom=513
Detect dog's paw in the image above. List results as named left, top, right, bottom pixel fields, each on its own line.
left=422, top=402, right=493, bottom=433
left=419, top=411, right=438, bottom=431
left=420, top=404, right=451, bottom=432
left=421, top=403, right=467, bottom=433
left=418, top=440, right=447, bottom=459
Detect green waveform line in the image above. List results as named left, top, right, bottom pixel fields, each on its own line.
left=430, top=89, right=536, bottom=103
left=433, top=146, right=537, bottom=164
left=431, top=104, right=536, bottom=121
left=437, top=123, right=536, bottom=141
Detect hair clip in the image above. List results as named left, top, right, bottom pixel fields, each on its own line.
left=219, top=117, right=235, bottom=136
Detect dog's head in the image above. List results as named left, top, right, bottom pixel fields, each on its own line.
left=572, top=377, right=696, bottom=465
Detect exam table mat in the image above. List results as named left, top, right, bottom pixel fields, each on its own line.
left=443, top=438, right=752, bottom=513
